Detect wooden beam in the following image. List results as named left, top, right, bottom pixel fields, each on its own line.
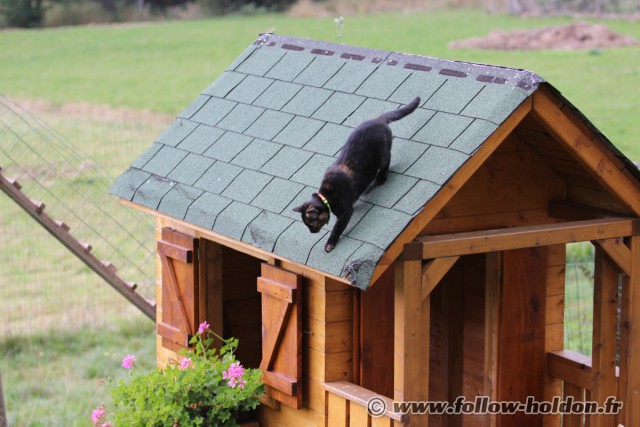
left=623, top=236, right=640, bottom=425
left=593, top=238, right=632, bottom=277
left=405, top=217, right=639, bottom=260
left=421, top=256, right=459, bottom=301
left=369, top=98, right=533, bottom=285
left=590, top=249, right=619, bottom=427
left=440, top=269, right=463, bottom=427
left=549, top=199, right=633, bottom=221
left=547, top=350, right=593, bottom=391
left=324, top=381, right=404, bottom=422
left=394, top=259, right=429, bottom=427
left=533, top=88, right=640, bottom=216
left=0, top=171, right=156, bottom=320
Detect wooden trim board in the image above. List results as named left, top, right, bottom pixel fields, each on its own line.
left=370, top=98, right=533, bottom=285
left=405, top=217, right=639, bottom=260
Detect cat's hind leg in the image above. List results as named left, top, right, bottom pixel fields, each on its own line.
left=375, top=151, right=390, bottom=185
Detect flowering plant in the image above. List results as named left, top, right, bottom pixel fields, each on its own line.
left=92, top=322, right=263, bottom=427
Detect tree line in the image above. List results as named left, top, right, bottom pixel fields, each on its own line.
left=2, top=0, right=638, bottom=28
left=0, top=0, right=296, bottom=28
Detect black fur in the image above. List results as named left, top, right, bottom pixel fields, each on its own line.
left=293, top=96, right=420, bottom=252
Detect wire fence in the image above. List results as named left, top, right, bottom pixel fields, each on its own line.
left=0, top=95, right=172, bottom=338
left=0, top=95, right=608, bottom=358
left=564, top=258, right=595, bottom=356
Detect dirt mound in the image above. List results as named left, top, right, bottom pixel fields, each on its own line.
left=449, top=21, right=638, bottom=50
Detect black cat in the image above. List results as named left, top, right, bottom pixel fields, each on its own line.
left=293, top=96, right=420, bottom=252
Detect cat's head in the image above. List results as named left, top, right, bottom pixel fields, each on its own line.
left=292, top=197, right=330, bottom=233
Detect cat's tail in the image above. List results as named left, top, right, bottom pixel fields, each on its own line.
left=378, top=96, right=421, bottom=124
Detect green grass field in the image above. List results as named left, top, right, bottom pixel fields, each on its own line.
left=0, top=8, right=634, bottom=424
left=0, top=10, right=639, bottom=157
left=0, top=318, right=156, bottom=426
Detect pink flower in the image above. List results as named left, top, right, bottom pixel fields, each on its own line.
left=198, top=321, right=210, bottom=335
left=180, top=357, right=192, bottom=370
left=121, top=354, right=135, bottom=370
left=222, top=362, right=245, bottom=388
left=91, top=403, right=105, bottom=425
left=101, top=423, right=113, bottom=427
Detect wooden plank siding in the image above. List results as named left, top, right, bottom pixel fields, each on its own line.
left=544, top=245, right=566, bottom=427
left=359, top=265, right=395, bottom=398
left=258, top=260, right=354, bottom=426
left=496, top=247, right=548, bottom=427
left=424, top=133, right=566, bottom=236
left=369, top=98, right=533, bottom=285
left=532, top=86, right=640, bottom=217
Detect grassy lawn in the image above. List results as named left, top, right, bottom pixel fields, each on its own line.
left=1, top=318, right=155, bottom=426
left=0, top=8, right=633, bottom=424
left=0, top=10, right=638, bottom=158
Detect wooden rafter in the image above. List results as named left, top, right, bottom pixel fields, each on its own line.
left=532, top=87, right=640, bottom=216
left=421, top=256, right=459, bottom=301
left=369, top=98, right=533, bottom=285
left=405, top=217, right=640, bottom=260
left=594, top=238, right=632, bottom=276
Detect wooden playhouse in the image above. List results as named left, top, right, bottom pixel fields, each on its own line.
left=112, top=34, right=640, bottom=427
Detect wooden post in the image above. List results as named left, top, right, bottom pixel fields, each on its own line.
left=484, top=252, right=501, bottom=427
left=623, top=236, right=640, bottom=425
left=590, top=248, right=618, bottom=427
left=200, top=239, right=223, bottom=349
left=395, top=259, right=429, bottom=427
left=440, top=266, right=463, bottom=427
left=496, top=247, right=547, bottom=427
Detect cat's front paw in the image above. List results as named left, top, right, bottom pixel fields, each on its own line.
left=325, top=243, right=334, bottom=253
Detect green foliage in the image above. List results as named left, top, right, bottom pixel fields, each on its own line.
left=44, top=0, right=114, bottom=26
left=0, top=0, right=44, bottom=28
left=102, top=327, right=264, bottom=426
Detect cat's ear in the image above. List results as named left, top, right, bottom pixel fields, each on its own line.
left=292, top=203, right=306, bottom=213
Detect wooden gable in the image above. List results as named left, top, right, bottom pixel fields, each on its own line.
left=369, top=84, right=640, bottom=286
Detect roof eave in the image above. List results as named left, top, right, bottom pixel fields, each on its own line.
left=118, top=197, right=353, bottom=288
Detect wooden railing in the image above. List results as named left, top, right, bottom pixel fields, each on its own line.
left=324, top=381, right=403, bottom=427
left=547, top=350, right=623, bottom=427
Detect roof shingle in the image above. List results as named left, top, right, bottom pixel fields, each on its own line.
left=112, top=33, right=549, bottom=289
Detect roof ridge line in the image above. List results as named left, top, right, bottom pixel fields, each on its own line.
left=253, top=33, right=545, bottom=93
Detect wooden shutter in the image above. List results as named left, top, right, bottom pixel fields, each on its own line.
left=258, top=263, right=303, bottom=409
left=157, top=227, right=199, bottom=350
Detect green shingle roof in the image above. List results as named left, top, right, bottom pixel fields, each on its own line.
left=112, top=33, right=544, bottom=289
